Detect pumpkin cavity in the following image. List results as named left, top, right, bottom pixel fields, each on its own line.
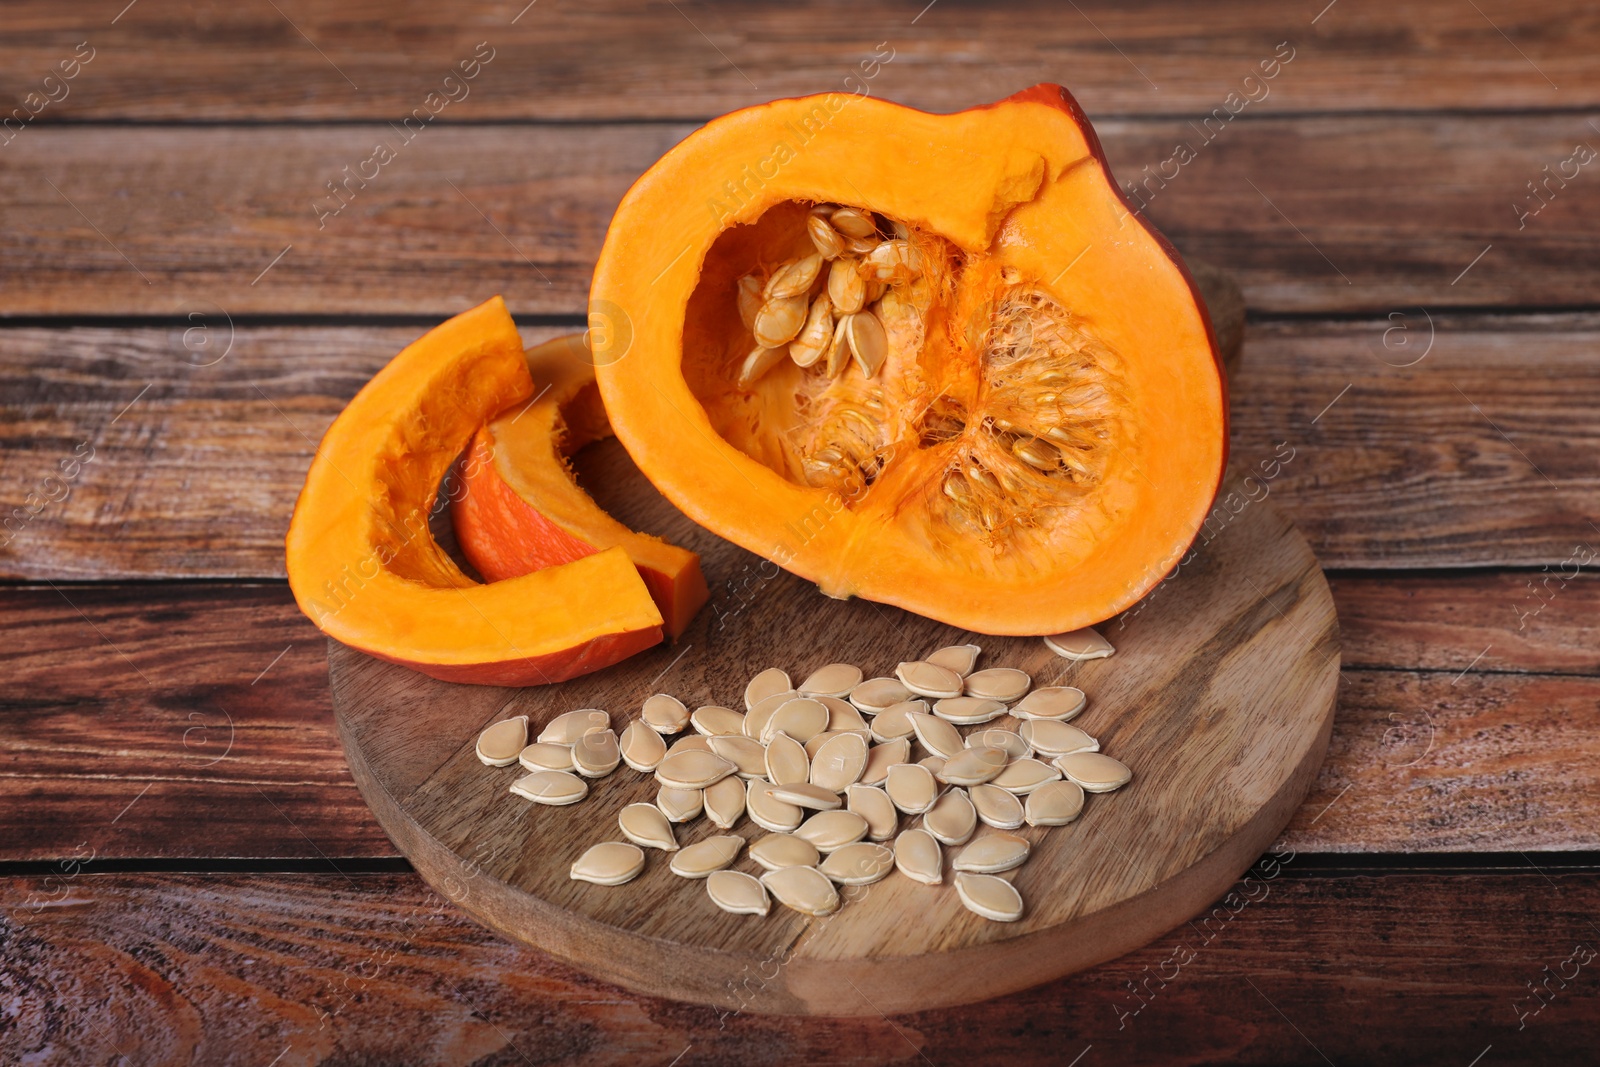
left=685, top=198, right=1127, bottom=553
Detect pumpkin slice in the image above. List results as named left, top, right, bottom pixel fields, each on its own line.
left=451, top=334, right=709, bottom=637
left=589, top=84, right=1227, bottom=635
left=285, top=297, right=663, bottom=685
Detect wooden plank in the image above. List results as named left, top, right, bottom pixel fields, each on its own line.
left=3, top=869, right=1596, bottom=1063
left=1, top=116, right=1596, bottom=317
left=1, top=0, right=1592, bottom=121
left=4, top=316, right=1595, bottom=580
left=2, top=580, right=1598, bottom=863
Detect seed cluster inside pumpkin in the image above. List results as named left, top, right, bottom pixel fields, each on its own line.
left=685, top=200, right=1129, bottom=552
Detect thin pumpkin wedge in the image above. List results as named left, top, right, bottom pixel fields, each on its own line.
left=285, top=297, right=664, bottom=685
left=451, top=334, right=709, bottom=637
left=589, top=84, right=1228, bottom=635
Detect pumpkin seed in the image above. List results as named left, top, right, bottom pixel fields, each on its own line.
left=955, top=872, right=1024, bottom=922
left=827, top=257, right=867, bottom=315
left=642, top=693, right=690, bottom=735
left=864, top=239, right=920, bottom=281
left=923, top=787, right=977, bottom=846
left=885, top=763, right=938, bottom=815
left=738, top=344, right=787, bottom=387
left=666, top=735, right=713, bottom=756
left=991, top=758, right=1062, bottom=795
left=477, top=716, right=529, bottom=766
left=706, top=734, right=767, bottom=778
left=825, top=315, right=852, bottom=377
left=1013, top=686, right=1087, bottom=721
left=1044, top=626, right=1115, bottom=661
left=869, top=700, right=924, bottom=743
left=1055, top=751, right=1133, bottom=792
left=743, top=689, right=797, bottom=739
left=953, top=831, right=1031, bottom=873
left=925, top=643, right=981, bottom=677
left=1019, top=720, right=1099, bottom=758
left=810, top=732, right=868, bottom=793
left=932, top=696, right=1008, bottom=725
left=765, top=781, right=843, bottom=811
left=970, top=784, right=1025, bottom=829
left=1025, top=779, right=1086, bottom=826
left=804, top=728, right=868, bottom=759
left=670, top=834, right=744, bottom=879
left=618, top=802, right=678, bottom=851
left=963, top=667, right=1031, bottom=703
left=799, top=662, right=863, bottom=698
left=762, top=697, right=829, bottom=745
left=754, top=292, right=809, bottom=348
left=860, top=737, right=911, bottom=786
left=938, top=746, right=1008, bottom=787
left=816, top=696, right=869, bottom=732
left=1012, top=437, right=1060, bottom=471
left=745, top=667, right=792, bottom=711
left=765, top=253, right=824, bottom=300
left=919, top=754, right=947, bottom=778
left=749, top=832, right=821, bottom=871
left=893, top=828, right=943, bottom=885
left=845, top=311, right=888, bottom=378
left=517, top=741, right=573, bottom=773
left=819, top=841, right=895, bottom=885
left=907, top=711, right=964, bottom=759
left=707, top=869, right=770, bottom=916
left=788, top=294, right=834, bottom=368
left=793, top=809, right=870, bottom=852
left=538, top=709, right=608, bottom=745
left=849, top=677, right=913, bottom=713
left=807, top=214, right=846, bottom=260
left=703, top=775, right=748, bottom=829
left=761, top=865, right=840, bottom=916
left=656, top=785, right=703, bottom=823
left=691, top=705, right=747, bottom=737
left=736, top=273, right=763, bottom=329
left=509, top=770, right=587, bottom=806
left=967, top=727, right=1032, bottom=761
left=747, top=778, right=804, bottom=833
left=895, top=661, right=964, bottom=699
left=570, top=842, right=646, bottom=886
left=655, top=749, right=737, bottom=790
left=764, top=731, right=811, bottom=786
left=611, top=723, right=662, bottom=771
left=829, top=207, right=877, bottom=239
left=571, top=728, right=621, bottom=777
left=847, top=783, right=900, bottom=841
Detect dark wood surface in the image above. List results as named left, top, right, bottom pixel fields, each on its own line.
left=2, top=0, right=1598, bottom=1060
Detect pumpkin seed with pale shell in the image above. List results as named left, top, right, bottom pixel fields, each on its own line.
left=1055, top=751, right=1133, bottom=792
left=970, top=783, right=1025, bottom=829
left=869, top=700, right=923, bottom=743
left=763, top=697, right=829, bottom=745
left=847, top=783, right=899, bottom=841
left=938, top=746, right=1008, bottom=787
left=810, top=731, right=868, bottom=793
left=538, top=709, right=608, bottom=745
left=963, top=668, right=1031, bottom=703
left=518, top=741, right=573, bottom=773
left=656, top=785, right=703, bottom=823
left=932, top=696, right=1008, bottom=725
left=761, top=865, right=840, bottom=916
left=799, top=662, right=863, bottom=698
left=1019, top=720, right=1099, bottom=758
left=893, top=828, right=943, bottom=885
left=793, top=809, right=869, bottom=852
left=991, top=758, right=1062, bottom=795
left=509, top=770, right=587, bottom=806
left=766, top=781, right=843, bottom=811
left=953, top=831, right=1031, bottom=874
left=618, top=721, right=666, bottom=773
left=895, top=661, right=964, bottom=699
left=885, top=762, right=938, bottom=815
left=1013, top=686, right=1087, bottom=721
left=923, top=787, right=977, bottom=846
left=967, top=727, right=1032, bottom=761
left=860, top=737, right=911, bottom=785
left=670, top=834, right=744, bottom=879
left=908, top=711, right=964, bottom=759
left=571, top=728, right=621, bottom=777
left=618, top=802, right=678, bottom=851
left=925, top=643, right=981, bottom=676
left=477, top=716, right=528, bottom=766
left=703, top=775, right=748, bottom=829
left=849, top=677, right=913, bottom=713
left=691, top=705, right=746, bottom=737
left=955, top=872, right=1024, bottom=922
left=706, top=734, right=767, bottom=778
left=707, top=869, right=770, bottom=916
left=819, top=841, right=895, bottom=885
left=570, top=842, right=645, bottom=886
left=747, top=779, right=804, bottom=833
left=641, top=693, right=690, bottom=735
left=655, top=749, right=737, bottom=790
left=1025, top=779, right=1086, bottom=826
left=745, top=667, right=792, bottom=710
left=748, top=832, right=820, bottom=871
left=1044, top=626, right=1115, bottom=660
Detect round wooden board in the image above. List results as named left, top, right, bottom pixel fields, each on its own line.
left=329, top=437, right=1340, bottom=1017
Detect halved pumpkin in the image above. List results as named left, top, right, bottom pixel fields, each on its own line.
left=450, top=334, right=709, bottom=637
left=589, top=84, right=1227, bottom=635
left=285, top=297, right=664, bottom=685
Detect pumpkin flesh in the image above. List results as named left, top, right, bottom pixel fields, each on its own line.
left=285, top=297, right=664, bottom=685
left=590, top=85, right=1227, bottom=635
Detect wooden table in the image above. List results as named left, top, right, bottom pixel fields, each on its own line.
left=3, top=2, right=1597, bottom=1063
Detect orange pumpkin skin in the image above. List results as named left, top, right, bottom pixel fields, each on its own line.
left=451, top=335, right=709, bottom=637
left=285, top=298, right=664, bottom=685
left=589, top=84, right=1228, bottom=636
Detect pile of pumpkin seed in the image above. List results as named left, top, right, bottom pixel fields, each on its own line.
left=478, top=626, right=1126, bottom=923
left=735, top=203, right=921, bottom=388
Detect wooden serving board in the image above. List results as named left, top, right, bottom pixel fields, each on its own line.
left=329, top=436, right=1340, bottom=1016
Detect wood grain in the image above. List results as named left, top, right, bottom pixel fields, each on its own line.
left=326, top=462, right=1338, bottom=1013
left=4, top=315, right=1597, bottom=580
left=4, top=869, right=1597, bottom=1064
left=2, top=115, right=1596, bottom=316
left=1, top=0, right=1591, bottom=121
